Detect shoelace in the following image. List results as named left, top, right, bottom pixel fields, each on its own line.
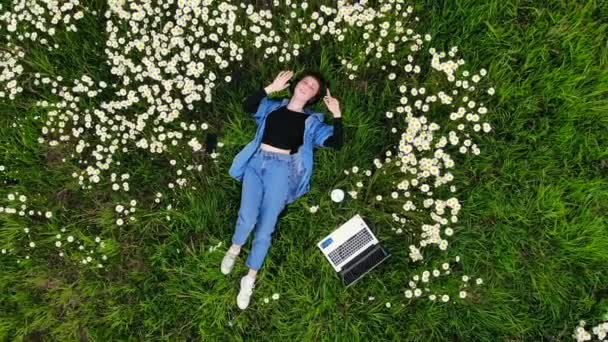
left=244, top=278, right=255, bottom=295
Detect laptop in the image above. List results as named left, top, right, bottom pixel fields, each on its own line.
left=317, top=214, right=391, bottom=287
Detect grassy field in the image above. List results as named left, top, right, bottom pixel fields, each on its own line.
left=1, top=0, right=607, bottom=340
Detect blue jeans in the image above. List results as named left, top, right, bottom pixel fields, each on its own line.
left=232, top=146, right=297, bottom=271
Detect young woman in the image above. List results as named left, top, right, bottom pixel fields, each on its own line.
left=223, top=69, right=344, bottom=310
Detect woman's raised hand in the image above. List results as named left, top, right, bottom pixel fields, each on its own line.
left=265, top=70, right=294, bottom=94
left=323, top=88, right=341, bottom=118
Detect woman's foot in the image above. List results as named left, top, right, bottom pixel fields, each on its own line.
left=237, top=274, right=256, bottom=310
left=220, top=245, right=241, bottom=275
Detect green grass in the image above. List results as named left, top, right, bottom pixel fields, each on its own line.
left=1, top=0, right=608, bottom=340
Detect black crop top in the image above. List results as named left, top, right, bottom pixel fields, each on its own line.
left=242, top=87, right=343, bottom=154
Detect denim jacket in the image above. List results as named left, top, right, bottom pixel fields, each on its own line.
left=228, top=96, right=336, bottom=205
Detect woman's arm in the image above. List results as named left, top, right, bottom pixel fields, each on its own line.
left=320, top=117, right=344, bottom=149
left=242, top=86, right=268, bottom=114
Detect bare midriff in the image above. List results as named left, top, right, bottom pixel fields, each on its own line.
left=260, top=143, right=291, bottom=155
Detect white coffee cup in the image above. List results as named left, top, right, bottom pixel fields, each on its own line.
left=330, top=188, right=345, bottom=203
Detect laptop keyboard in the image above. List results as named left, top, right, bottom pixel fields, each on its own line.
left=328, top=228, right=373, bottom=265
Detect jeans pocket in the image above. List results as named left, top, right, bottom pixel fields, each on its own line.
left=291, top=159, right=302, bottom=176
left=249, top=153, right=263, bottom=172
left=260, top=156, right=277, bottom=173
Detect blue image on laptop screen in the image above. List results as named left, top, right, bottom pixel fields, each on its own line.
left=321, top=237, right=333, bottom=249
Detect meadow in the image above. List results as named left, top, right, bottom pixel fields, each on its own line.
left=0, top=0, right=607, bottom=340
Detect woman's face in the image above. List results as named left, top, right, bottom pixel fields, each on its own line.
left=294, top=76, right=320, bottom=103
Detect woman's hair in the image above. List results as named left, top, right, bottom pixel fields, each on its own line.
left=289, top=69, right=329, bottom=107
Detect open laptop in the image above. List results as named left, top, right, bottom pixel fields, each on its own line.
left=317, top=214, right=391, bottom=287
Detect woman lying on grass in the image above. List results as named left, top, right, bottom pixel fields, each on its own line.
left=225, top=69, right=344, bottom=310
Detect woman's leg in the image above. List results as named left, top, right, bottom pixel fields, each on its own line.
left=245, top=158, right=290, bottom=274
left=231, top=154, right=264, bottom=248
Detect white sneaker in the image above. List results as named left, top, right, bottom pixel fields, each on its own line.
left=221, top=249, right=239, bottom=275
left=237, top=275, right=256, bottom=310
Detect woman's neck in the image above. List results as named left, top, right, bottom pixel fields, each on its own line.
left=286, top=98, right=307, bottom=113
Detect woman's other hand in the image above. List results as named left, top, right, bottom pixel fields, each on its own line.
left=265, top=70, right=294, bottom=94
left=323, top=88, right=341, bottom=118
